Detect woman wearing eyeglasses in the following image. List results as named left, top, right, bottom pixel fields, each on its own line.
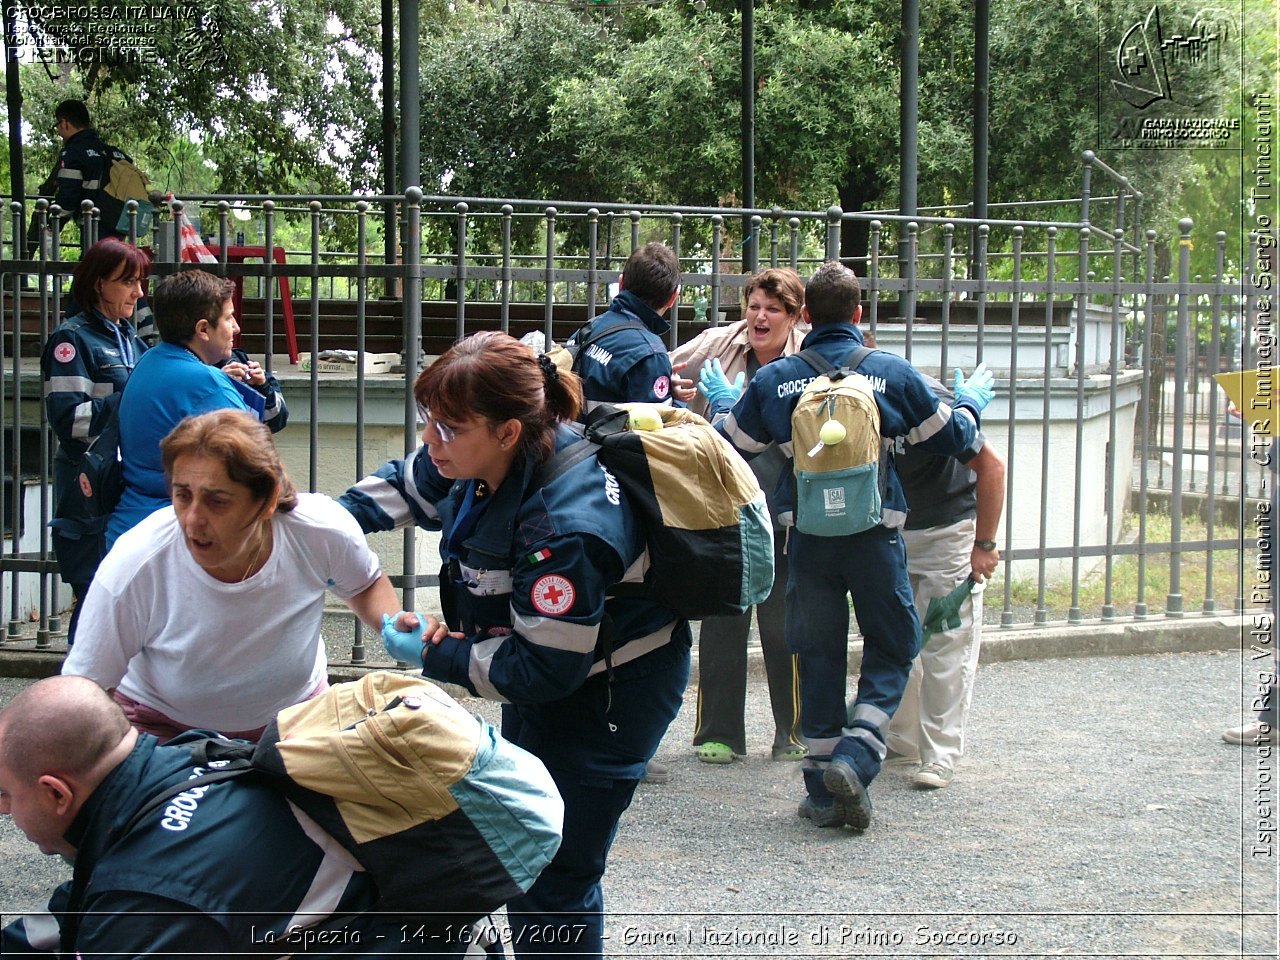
left=340, top=332, right=691, bottom=960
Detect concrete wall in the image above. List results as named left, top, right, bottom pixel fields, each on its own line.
left=3, top=333, right=1147, bottom=617
left=270, top=361, right=1145, bottom=587
left=977, top=374, right=1143, bottom=581
left=2, top=481, right=73, bottom=622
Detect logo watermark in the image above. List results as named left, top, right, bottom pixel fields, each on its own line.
left=1100, top=2, right=1243, bottom=150
left=5, top=2, right=225, bottom=69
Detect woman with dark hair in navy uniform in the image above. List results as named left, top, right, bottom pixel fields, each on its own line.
left=41, top=238, right=151, bottom=644
left=341, top=331, right=691, bottom=958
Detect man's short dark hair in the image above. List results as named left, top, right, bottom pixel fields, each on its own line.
left=153, top=270, right=235, bottom=345
left=54, top=99, right=92, bottom=130
left=804, top=261, right=862, bottom=327
left=621, top=242, right=680, bottom=312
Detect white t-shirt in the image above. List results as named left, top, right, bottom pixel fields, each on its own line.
left=65, top=493, right=382, bottom=732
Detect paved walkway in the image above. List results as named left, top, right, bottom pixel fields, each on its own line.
left=1, top=647, right=1275, bottom=957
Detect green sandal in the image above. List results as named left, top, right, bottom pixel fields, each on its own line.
left=771, top=742, right=808, bottom=762
left=695, top=741, right=737, bottom=764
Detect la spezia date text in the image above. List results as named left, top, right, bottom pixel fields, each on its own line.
left=620, top=923, right=1018, bottom=947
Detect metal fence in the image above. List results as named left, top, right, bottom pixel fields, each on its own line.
left=0, top=152, right=1267, bottom=664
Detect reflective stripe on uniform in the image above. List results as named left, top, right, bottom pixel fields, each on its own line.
left=881, top=507, right=908, bottom=529
left=71, top=399, right=93, bottom=438
left=468, top=634, right=511, bottom=702
left=722, top=411, right=771, bottom=454
left=15, top=913, right=60, bottom=950
left=510, top=610, right=598, bottom=655
left=283, top=801, right=361, bottom=926
left=905, top=402, right=953, bottom=445
left=848, top=701, right=892, bottom=731
left=45, top=374, right=95, bottom=394
left=348, top=476, right=417, bottom=529
left=399, top=447, right=440, bottom=521
left=585, top=621, right=677, bottom=677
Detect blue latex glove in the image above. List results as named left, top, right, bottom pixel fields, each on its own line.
left=381, top=612, right=427, bottom=665
left=954, top=362, right=995, bottom=413
left=697, top=357, right=746, bottom=408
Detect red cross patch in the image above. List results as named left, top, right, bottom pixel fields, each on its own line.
left=53, top=342, right=77, bottom=364
left=653, top=375, right=670, bottom=399
left=531, top=574, right=575, bottom=616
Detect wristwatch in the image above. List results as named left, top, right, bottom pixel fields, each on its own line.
left=975, top=539, right=998, bottom=552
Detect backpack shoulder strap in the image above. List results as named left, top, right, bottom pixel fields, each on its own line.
left=532, top=403, right=641, bottom=488
left=118, top=737, right=256, bottom=835
left=795, top=348, right=836, bottom=377
left=579, top=318, right=647, bottom=350
left=532, top=438, right=595, bottom=489
left=827, top=345, right=877, bottom=382
left=845, top=345, right=876, bottom=372
left=567, top=318, right=649, bottom=373
left=531, top=421, right=593, bottom=490
left=119, top=759, right=254, bottom=837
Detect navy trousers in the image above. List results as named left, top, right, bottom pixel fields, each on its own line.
left=503, top=632, right=690, bottom=958
left=785, top=524, right=920, bottom=798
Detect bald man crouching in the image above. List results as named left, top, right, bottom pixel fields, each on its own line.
left=0, top=676, right=470, bottom=957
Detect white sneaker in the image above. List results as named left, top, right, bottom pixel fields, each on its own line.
left=1222, top=720, right=1275, bottom=745
left=913, top=763, right=954, bottom=789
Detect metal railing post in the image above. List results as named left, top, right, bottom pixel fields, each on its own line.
left=1135, top=230, right=1157, bottom=619
left=1000, top=226, right=1023, bottom=627
left=669, top=213, right=682, bottom=346
left=1102, top=228, right=1124, bottom=621
left=1202, top=232, right=1227, bottom=615
left=350, top=200, right=371, bottom=666
left=940, top=224, right=954, bottom=378
left=1166, top=219, right=1194, bottom=617
left=543, top=206, right=556, bottom=345
left=1035, top=227, right=1058, bottom=626
left=456, top=202, right=470, bottom=344
left=710, top=215, right=723, bottom=326
left=308, top=202, right=323, bottom=490
left=501, top=205, right=514, bottom=330
left=401, top=189, right=424, bottom=621
left=585, top=208, right=598, bottom=324
left=262, top=201, right=277, bottom=376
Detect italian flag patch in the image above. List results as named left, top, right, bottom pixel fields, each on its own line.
left=528, top=547, right=553, bottom=564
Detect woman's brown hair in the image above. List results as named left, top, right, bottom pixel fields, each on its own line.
left=414, top=331, right=583, bottom=463
left=68, top=238, right=151, bottom=317
left=160, top=410, right=298, bottom=513
left=742, top=267, right=805, bottom=318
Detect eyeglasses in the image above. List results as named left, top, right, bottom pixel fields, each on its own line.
left=416, top=404, right=459, bottom=443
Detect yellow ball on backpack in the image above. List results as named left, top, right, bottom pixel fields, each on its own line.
left=627, top=405, right=664, bottom=432
left=818, top=419, right=846, bottom=446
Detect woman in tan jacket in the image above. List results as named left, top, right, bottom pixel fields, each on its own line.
left=670, top=267, right=809, bottom=763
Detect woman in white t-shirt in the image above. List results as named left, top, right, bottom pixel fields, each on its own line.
left=63, top=409, right=425, bottom=741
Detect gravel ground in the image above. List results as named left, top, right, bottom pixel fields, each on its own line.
left=1, top=649, right=1275, bottom=958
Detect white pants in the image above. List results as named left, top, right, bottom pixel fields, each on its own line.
left=885, top=517, right=983, bottom=771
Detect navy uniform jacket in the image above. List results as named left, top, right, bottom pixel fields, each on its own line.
left=0, top=733, right=426, bottom=957
left=712, top=322, right=982, bottom=529
left=42, top=309, right=148, bottom=463
left=573, top=290, right=675, bottom=411
left=340, top=425, right=687, bottom=764
left=54, top=128, right=130, bottom=237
